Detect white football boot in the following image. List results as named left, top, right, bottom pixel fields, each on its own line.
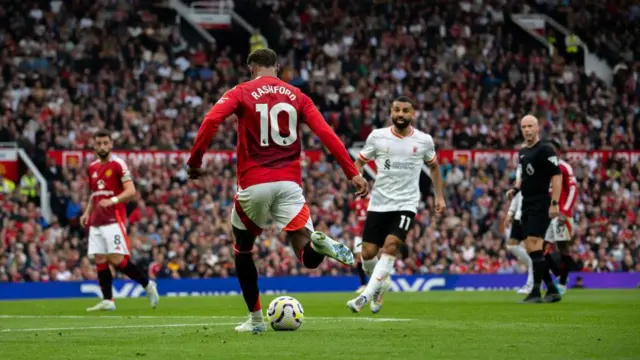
left=86, top=299, right=116, bottom=312
left=146, top=280, right=159, bottom=309
left=517, top=283, right=533, bottom=294
left=310, top=231, right=354, bottom=266
left=234, top=314, right=268, bottom=334
left=370, top=277, right=391, bottom=314
left=346, top=294, right=369, bottom=313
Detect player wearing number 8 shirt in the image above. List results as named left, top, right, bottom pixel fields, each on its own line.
left=81, top=130, right=159, bottom=312
left=346, top=96, right=446, bottom=314
left=187, top=48, right=369, bottom=333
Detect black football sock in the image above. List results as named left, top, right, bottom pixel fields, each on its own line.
left=116, top=257, right=149, bottom=288
left=542, top=267, right=558, bottom=293
left=529, top=250, right=545, bottom=296
left=356, top=261, right=367, bottom=286
left=560, top=254, right=573, bottom=285
left=234, top=249, right=261, bottom=313
left=97, top=263, right=113, bottom=300
left=301, top=241, right=325, bottom=269
left=545, top=252, right=561, bottom=277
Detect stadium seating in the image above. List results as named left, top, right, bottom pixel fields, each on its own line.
left=1, top=0, right=638, bottom=283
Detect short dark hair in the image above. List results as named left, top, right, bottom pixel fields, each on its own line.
left=392, top=96, right=414, bottom=108
left=93, top=129, right=112, bottom=139
left=549, top=138, right=563, bottom=152
left=246, top=48, right=278, bottom=68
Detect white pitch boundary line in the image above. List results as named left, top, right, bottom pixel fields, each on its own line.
left=0, top=322, right=237, bottom=333
left=0, top=315, right=412, bottom=322
left=0, top=315, right=411, bottom=333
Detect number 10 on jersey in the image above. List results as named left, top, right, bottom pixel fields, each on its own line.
left=256, top=103, right=298, bottom=147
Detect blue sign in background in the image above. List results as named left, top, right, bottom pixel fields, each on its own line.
left=0, top=273, right=638, bottom=300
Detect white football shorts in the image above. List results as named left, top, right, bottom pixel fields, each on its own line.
left=88, top=223, right=130, bottom=256
left=231, top=181, right=314, bottom=235
left=545, top=217, right=574, bottom=242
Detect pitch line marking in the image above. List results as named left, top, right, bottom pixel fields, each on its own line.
left=0, top=322, right=238, bottom=333
left=0, top=315, right=412, bottom=322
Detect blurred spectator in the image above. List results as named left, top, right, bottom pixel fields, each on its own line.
left=0, top=0, right=638, bottom=282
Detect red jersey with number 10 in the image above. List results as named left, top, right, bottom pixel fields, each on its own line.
left=87, top=156, right=131, bottom=227
left=188, top=76, right=359, bottom=188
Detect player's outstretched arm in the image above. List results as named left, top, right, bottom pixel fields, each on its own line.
left=301, top=95, right=359, bottom=180
left=187, top=89, right=240, bottom=171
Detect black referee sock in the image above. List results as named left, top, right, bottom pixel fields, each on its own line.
left=302, top=241, right=325, bottom=269
left=117, top=257, right=149, bottom=288
left=356, top=261, right=367, bottom=286
left=529, top=250, right=546, bottom=296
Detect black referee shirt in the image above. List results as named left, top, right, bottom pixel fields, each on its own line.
left=518, top=141, right=561, bottom=203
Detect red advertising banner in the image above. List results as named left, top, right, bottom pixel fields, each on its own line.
left=437, top=150, right=640, bottom=166
left=0, top=149, right=19, bottom=182
left=360, top=149, right=639, bottom=174
left=47, top=150, right=323, bottom=168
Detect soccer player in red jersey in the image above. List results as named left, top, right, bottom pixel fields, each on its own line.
left=187, top=49, right=369, bottom=333
left=81, top=130, right=159, bottom=312
left=544, top=138, right=579, bottom=295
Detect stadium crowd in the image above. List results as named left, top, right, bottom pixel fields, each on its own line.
left=1, top=0, right=639, bottom=283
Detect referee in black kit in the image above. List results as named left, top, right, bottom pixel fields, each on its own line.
left=506, top=115, right=563, bottom=304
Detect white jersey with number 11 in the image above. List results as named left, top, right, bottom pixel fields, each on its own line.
left=358, top=127, right=436, bottom=213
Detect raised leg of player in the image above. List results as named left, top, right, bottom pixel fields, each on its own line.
left=232, top=226, right=267, bottom=333
left=522, top=236, right=560, bottom=304
left=308, top=231, right=354, bottom=265
left=506, top=241, right=533, bottom=294
left=347, top=240, right=395, bottom=313
left=112, top=255, right=159, bottom=309
left=287, top=228, right=327, bottom=268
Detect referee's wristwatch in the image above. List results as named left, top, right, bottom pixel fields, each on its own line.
left=551, top=200, right=558, bottom=206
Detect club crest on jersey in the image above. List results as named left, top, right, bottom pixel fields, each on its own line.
left=97, top=180, right=105, bottom=190
left=105, top=169, right=112, bottom=177
left=413, top=146, right=417, bottom=154
left=526, top=164, right=535, bottom=175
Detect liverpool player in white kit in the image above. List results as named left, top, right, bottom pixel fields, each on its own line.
left=187, top=49, right=369, bottom=333
left=347, top=96, right=446, bottom=313
left=81, top=130, right=159, bottom=312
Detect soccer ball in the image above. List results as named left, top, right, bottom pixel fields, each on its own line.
left=266, top=296, right=304, bottom=331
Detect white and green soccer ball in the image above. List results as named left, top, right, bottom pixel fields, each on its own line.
left=266, top=296, right=304, bottom=331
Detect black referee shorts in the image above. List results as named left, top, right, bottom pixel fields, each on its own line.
left=362, top=211, right=416, bottom=247
left=521, top=198, right=551, bottom=239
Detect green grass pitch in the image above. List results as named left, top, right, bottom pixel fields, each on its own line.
left=0, top=290, right=638, bottom=360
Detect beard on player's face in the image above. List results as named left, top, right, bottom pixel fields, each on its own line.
left=392, top=116, right=411, bottom=129
left=96, top=149, right=110, bottom=159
